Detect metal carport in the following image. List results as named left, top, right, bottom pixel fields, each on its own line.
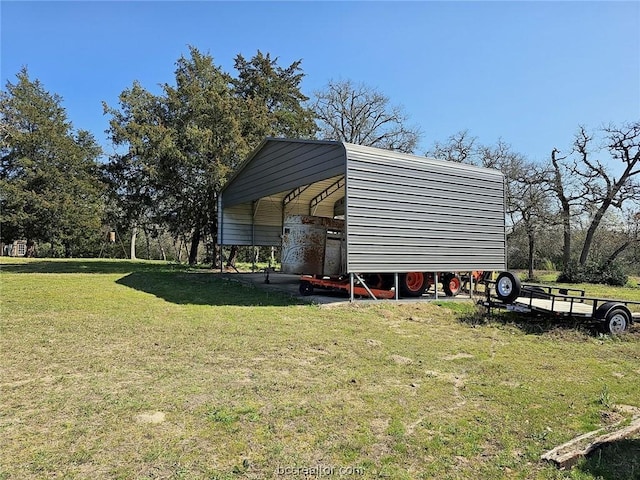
left=218, top=138, right=506, bottom=291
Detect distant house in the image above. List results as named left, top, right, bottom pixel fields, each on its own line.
left=2, top=240, right=28, bottom=257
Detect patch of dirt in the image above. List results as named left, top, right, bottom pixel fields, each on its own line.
left=390, top=354, right=413, bottom=365
left=600, top=410, right=624, bottom=426
left=442, top=353, right=474, bottom=361
left=134, top=411, right=166, bottom=424
left=615, top=404, right=640, bottom=416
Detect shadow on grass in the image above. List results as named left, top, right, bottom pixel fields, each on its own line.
left=456, top=307, right=606, bottom=336
left=576, top=438, right=640, bottom=480
left=1, top=259, right=302, bottom=306
left=116, top=271, right=302, bottom=307
left=0, top=259, right=181, bottom=274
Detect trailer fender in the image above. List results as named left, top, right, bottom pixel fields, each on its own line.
left=595, top=302, right=631, bottom=334
left=495, top=271, right=522, bottom=303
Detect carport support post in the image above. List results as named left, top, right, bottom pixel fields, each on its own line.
left=470, top=272, right=474, bottom=299
left=394, top=273, right=399, bottom=300
left=435, top=272, right=439, bottom=300
left=349, top=273, right=355, bottom=302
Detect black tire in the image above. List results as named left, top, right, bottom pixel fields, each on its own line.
left=299, top=281, right=313, bottom=296
left=399, top=272, right=428, bottom=298
left=596, top=302, right=630, bottom=335
left=495, top=271, right=521, bottom=303
left=442, top=273, right=462, bottom=297
left=363, top=273, right=394, bottom=291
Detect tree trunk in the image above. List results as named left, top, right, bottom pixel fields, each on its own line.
left=602, top=240, right=637, bottom=270
left=210, top=218, right=219, bottom=268
left=226, top=245, right=238, bottom=267
left=158, top=237, right=167, bottom=261
left=144, top=228, right=152, bottom=260
left=527, top=231, right=535, bottom=280
left=130, top=226, right=138, bottom=260
left=551, top=149, right=572, bottom=271
left=579, top=189, right=621, bottom=266
left=188, top=226, right=200, bottom=265
left=25, top=239, right=36, bottom=258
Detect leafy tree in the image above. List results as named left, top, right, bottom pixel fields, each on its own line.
left=160, top=48, right=247, bottom=265
left=102, top=81, right=164, bottom=259
left=313, top=79, right=421, bottom=153
left=104, top=47, right=316, bottom=265
left=1, top=68, right=104, bottom=256
left=224, top=51, right=317, bottom=266
left=233, top=50, right=317, bottom=144
left=105, top=50, right=247, bottom=265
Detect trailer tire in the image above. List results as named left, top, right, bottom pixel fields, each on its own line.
left=299, top=281, right=314, bottom=296
left=495, top=271, right=521, bottom=303
left=442, top=273, right=462, bottom=297
left=399, top=272, right=427, bottom=297
left=363, top=273, right=394, bottom=291
left=596, top=302, right=630, bottom=335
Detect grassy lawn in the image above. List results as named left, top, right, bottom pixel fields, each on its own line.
left=1, top=259, right=639, bottom=479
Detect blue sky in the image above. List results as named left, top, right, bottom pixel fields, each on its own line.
left=2, top=1, right=639, bottom=163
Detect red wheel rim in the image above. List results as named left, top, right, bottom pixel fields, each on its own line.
left=405, top=272, right=424, bottom=292
left=449, top=277, right=461, bottom=293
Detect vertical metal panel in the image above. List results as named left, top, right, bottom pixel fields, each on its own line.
left=218, top=202, right=282, bottom=246
left=344, top=143, right=506, bottom=273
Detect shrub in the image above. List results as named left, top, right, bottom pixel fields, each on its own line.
left=558, top=260, right=628, bottom=286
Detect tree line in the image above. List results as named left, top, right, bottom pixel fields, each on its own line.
left=1, top=47, right=638, bottom=282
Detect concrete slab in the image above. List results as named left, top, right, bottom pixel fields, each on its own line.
left=219, top=271, right=478, bottom=307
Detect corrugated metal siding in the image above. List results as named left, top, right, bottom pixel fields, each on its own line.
left=344, top=144, right=506, bottom=273
left=222, top=139, right=345, bottom=207
left=218, top=139, right=346, bottom=245
left=219, top=139, right=507, bottom=271
left=219, top=202, right=282, bottom=246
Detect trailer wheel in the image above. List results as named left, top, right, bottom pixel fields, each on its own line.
left=495, top=271, right=521, bottom=303
left=299, top=281, right=314, bottom=296
left=399, top=272, right=427, bottom=297
left=442, top=273, right=462, bottom=297
left=596, top=302, right=631, bottom=335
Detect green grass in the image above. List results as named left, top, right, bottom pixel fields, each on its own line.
left=1, top=259, right=639, bottom=479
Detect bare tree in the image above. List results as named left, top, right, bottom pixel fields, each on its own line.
left=312, top=79, right=421, bottom=153
left=579, top=123, right=640, bottom=264
left=549, top=122, right=640, bottom=270
left=548, top=146, right=590, bottom=270
left=602, top=209, right=640, bottom=269
left=429, top=130, right=477, bottom=163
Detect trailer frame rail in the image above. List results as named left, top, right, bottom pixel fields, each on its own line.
left=480, top=272, right=640, bottom=334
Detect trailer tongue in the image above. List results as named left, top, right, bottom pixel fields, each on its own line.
left=482, top=271, right=640, bottom=334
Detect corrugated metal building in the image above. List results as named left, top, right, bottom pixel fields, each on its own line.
left=218, top=138, right=506, bottom=275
